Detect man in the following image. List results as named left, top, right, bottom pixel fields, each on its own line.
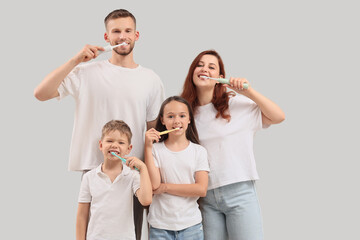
left=34, top=9, right=165, bottom=240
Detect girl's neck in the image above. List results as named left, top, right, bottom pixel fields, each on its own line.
left=196, top=87, right=214, bottom=106
left=164, top=134, right=190, bottom=152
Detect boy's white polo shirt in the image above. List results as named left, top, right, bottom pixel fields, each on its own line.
left=78, top=163, right=140, bottom=240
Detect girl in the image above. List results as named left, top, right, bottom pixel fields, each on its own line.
left=180, top=50, right=285, bottom=240
left=145, top=96, right=209, bottom=240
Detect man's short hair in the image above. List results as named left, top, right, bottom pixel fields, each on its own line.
left=104, top=9, right=136, bottom=28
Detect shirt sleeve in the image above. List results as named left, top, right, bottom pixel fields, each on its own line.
left=152, top=144, right=162, bottom=168
left=146, top=73, right=165, bottom=122
left=57, top=66, right=82, bottom=100
left=78, top=172, right=91, bottom=203
left=132, top=171, right=141, bottom=195
left=195, top=145, right=210, bottom=172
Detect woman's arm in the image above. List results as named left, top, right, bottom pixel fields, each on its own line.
left=153, top=171, right=208, bottom=197
left=228, top=77, right=285, bottom=125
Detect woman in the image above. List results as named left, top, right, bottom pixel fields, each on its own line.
left=180, top=50, right=285, bottom=240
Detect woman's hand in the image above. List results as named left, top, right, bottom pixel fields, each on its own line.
left=227, top=77, right=250, bottom=94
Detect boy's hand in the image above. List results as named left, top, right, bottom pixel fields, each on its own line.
left=72, top=44, right=105, bottom=64
left=125, top=156, right=145, bottom=171
left=145, top=128, right=160, bottom=149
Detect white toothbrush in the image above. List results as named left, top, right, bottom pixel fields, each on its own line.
left=200, top=76, right=249, bottom=89
left=98, top=42, right=128, bottom=55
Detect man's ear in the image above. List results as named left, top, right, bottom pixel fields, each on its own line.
left=104, top=32, right=110, bottom=43
left=135, top=31, right=139, bottom=41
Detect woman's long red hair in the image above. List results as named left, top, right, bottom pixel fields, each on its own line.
left=180, top=50, right=234, bottom=121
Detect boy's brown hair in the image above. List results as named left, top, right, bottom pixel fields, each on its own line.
left=101, top=120, right=132, bottom=143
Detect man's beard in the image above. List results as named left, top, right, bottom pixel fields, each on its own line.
left=113, top=44, right=134, bottom=56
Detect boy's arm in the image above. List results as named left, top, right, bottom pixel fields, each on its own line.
left=153, top=171, right=208, bottom=197
left=126, top=157, right=152, bottom=206
left=34, top=44, right=104, bottom=101
left=76, top=202, right=90, bottom=240
left=136, top=164, right=153, bottom=206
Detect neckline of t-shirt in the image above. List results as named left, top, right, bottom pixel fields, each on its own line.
left=161, top=141, right=192, bottom=154
left=197, top=102, right=215, bottom=112
left=104, top=60, right=142, bottom=71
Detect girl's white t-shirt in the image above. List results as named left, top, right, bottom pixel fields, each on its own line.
left=147, top=141, right=209, bottom=231
left=195, top=94, right=267, bottom=190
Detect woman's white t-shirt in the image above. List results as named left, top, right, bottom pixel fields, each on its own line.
left=195, top=94, right=266, bottom=190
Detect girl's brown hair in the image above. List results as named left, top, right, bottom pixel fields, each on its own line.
left=155, top=96, right=200, bottom=144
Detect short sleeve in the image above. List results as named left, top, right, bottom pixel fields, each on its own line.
left=78, top=172, right=91, bottom=203
left=146, top=74, right=165, bottom=122
left=152, top=144, right=161, bottom=168
left=132, top=171, right=141, bottom=195
left=195, top=145, right=210, bottom=172
left=57, top=66, right=82, bottom=100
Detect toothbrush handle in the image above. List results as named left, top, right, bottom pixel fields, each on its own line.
left=217, top=78, right=249, bottom=89
left=111, top=153, right=139, bottom=171
left=97, top=46, right=112, bottom=56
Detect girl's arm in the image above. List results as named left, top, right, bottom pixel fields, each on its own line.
left=76, top=202, right=90, bottom=240
left=144, top=128, right=162, bottom=190
left=153, top=171, right=208, bottom=197
left=228, top=78, right=285, bottom=125
left=126, top=157, right=153, bottom=206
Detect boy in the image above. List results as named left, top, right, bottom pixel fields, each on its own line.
left=76, top=120, right=152, bottom=240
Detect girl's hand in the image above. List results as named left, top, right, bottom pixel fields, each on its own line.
left=227, top=77, right=250, bottom=94
left=153, top=183, right=167, bottom=195
left=125, top=156, right=145, bottom=171
left=145, top=128, right=160, bottom=149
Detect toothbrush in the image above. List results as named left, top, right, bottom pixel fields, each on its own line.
left=98, top=42, right=128, bottom=55
left=159, top=128, right=180, bottom=135
left=200, top=76, right=249, bottom=89
left=111, top=152, right=139, bottom=171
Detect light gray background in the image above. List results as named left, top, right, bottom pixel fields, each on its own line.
left=1, top=0, right=359, bottom=239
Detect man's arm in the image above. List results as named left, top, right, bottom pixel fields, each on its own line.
left=34, top=44, right=104, bottom=101
left=146, top=120, right=157, bottom=130
left=76, top=202, right=90, bottom=240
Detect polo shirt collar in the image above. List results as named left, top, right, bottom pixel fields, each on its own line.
left=96, top=163, right=131, bottom=177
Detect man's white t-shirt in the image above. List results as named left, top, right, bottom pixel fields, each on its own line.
left=57, top=60, right=165, bottom=171
left=147, top=141, right=209, bottom=231
left=195, top=94, right=267, bottom=190
left=78, top=163, right=140, bottom=240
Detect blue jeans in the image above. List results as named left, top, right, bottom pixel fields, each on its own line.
left=199, top=181, right=264, bottom=240
left=149, top=223, right=204, bottom=240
